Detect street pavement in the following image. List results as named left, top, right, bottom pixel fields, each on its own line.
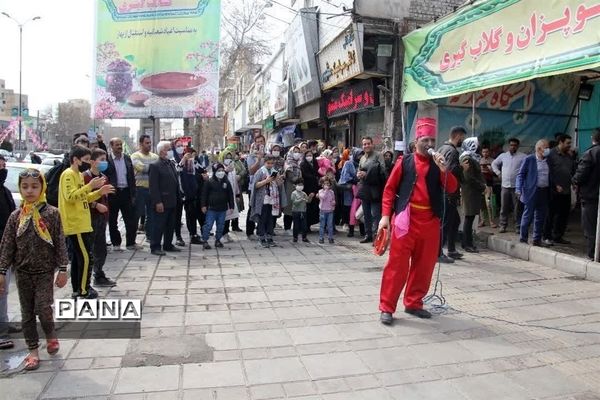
left=3, top=223, right=600, bottom=399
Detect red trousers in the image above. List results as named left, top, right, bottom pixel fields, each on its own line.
left=379, top=209, right=441, bottom=313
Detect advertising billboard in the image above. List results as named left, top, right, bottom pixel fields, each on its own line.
left=94, top=0, right=221, bottom=119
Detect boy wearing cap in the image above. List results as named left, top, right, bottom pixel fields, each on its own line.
left=377, top=117, right=458, bottom=325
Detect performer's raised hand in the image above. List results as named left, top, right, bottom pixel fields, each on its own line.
left=433, top=153, right=447, bottom=173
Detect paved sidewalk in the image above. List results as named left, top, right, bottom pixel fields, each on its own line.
left=3, top=228, right=600, bottom=399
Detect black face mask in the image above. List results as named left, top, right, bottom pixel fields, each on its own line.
left=79, top=161, right=91, bottom=173
left=0, top=169, right=6, bottom=186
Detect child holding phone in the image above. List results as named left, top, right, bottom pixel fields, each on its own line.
left=250, top=156, right=282, bottom=248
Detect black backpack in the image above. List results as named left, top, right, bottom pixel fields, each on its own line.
left=45, top=156, right=69, bottom=207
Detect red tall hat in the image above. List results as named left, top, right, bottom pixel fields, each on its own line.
left=415, top=117, right=437, bottom=139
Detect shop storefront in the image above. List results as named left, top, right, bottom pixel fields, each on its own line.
left=324, top=78, right=383, bottom=148
left=402, top=0, right=600, bottom=151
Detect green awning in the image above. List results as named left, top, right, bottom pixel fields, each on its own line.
left=402, top=0, right=600, bottom=102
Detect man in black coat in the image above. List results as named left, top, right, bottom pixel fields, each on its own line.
left=437, top=126, right=466, bottom=263
left=573, top=129, right=600, bottom=261
left=105, top=137, right=138, bottom=251
left=149, top=141, right=182, bottom=256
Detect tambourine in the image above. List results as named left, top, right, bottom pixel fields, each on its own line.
left=373, top=227, right=390, bottom=256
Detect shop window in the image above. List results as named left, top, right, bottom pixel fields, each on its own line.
left=362, top=34, right=394, bottom=74
left=355, top=108, right=385, bottom=150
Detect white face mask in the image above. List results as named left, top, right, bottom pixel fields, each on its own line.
left=224, top=159, right=232, bottom=166
left=305, top=156, right=313, bottom=162
left=215, top=171, right=226, bottom=179
left=293, top=152, right=302, bottom=160
left=272, top=150, right=280, bottom=157
left=176, top=146, right=184, bottom=155
left=166, top=150, right=174, bottom=159
left=296, top=185, right=304, bottom=191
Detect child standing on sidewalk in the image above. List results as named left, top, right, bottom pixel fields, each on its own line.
left=84, top=149, right=116, bottom=287
left=0, top=169, right=69, bottom=370
left=290, top=179, right=314, bottom=243
left=250, top=156, right=282, bottom=248
left=59, top=145, right=114, bottom=299
left=318, top=177, right=336, bottom=244
left=200, top=163, right=235, bottom=250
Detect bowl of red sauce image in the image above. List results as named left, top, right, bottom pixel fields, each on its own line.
left=140, top=72, right=207, bottom=96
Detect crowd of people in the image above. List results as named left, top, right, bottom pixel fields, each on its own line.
left=0, top=122, right=599, bottom=365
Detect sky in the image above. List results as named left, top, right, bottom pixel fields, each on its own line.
left=0, top=0, right=95, bottom=112
left=0, top=0, right=291, bottom=133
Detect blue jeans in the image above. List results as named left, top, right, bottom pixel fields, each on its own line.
left=362, top=199, right=382, bottom=238
left=203, top=210, right=226, bottom=242
left=520, top=187, right=550, bottom=242
left=136, top=187, right=153, bottom=238
left=320, top=211, right=334, bottom=240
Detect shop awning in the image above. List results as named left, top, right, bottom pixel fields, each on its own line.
left=402, top=0, right=600, bottom=103
left=271, top=124, right=301, bottom=147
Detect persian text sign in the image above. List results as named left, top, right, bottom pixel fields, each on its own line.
left=318, top=23, right=364, bottom=91
left=324, top=79, right=379, bottom=118
left=94, top=0, right=221, bottom=119
left=402, top=0, right=600, bottom=102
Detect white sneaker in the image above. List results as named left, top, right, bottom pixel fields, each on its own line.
left=542, top=239, right=554, bottom=246
left=112, top=245, right=124, bottom=252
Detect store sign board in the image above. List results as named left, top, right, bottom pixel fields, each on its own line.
left=285, top=10, right=321, bottom=107
left=403, top=0, right=600, bottom=102
left=94, top=0, right=221, bottom=118
left=274, top=80, right=292, bottom=121
left=318, top=23, right=364, bottom=91
left=324, top=79, right=379, bottom=118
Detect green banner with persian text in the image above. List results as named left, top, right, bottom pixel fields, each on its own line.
left=94, top=0, right=221, bottom=119
left=402, top=0, right=600, bottom=102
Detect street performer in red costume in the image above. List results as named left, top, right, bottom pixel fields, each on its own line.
left=378, top=117, right=458, bottom=325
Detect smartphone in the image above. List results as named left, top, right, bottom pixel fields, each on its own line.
left=270, top=170, right=278, bottom=178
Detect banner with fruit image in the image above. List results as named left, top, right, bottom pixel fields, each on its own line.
left=94, top=0, right=221, bottom=119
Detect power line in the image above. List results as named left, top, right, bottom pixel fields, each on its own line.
left=270, top=0, right=351, bottom=17
left=266, top=0, right=350, bottom=29
left=263, top=12, right=291, bottom=25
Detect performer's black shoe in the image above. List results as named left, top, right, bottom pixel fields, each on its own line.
left=380, top=312, right=393, bottom=325
left=359, top=236, right=373, bottom=244
left=447, top=251, right=463, bottom=259
left=463, top=246, right=479, bottom=253
left=405, top=308, right=432, bottom=319
left=438, top=254, right=455, bottom=264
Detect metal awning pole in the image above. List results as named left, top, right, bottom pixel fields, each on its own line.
left=471, top=93, right=476, bottom=137
left=595, top=185, right=600, bottom=262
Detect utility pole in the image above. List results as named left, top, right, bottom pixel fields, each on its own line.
left=1, top=12, right=41, bottom=158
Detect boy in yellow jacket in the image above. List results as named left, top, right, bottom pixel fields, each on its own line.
left=59, top=145, right=114, bottom=299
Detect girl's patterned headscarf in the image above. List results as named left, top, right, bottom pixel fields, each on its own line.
left=17, top=169, right=53, bottom=246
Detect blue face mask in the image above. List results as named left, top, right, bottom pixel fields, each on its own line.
left=98, top=161, right=109, bottom=172
left=543, top=148, right=550, bottom=158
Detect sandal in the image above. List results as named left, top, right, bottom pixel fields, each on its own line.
left=490, top=223, right=498, bottom=228
left=24, top=354, right=40, bottom=371
left=47, top=339, right=60, bottom=355
left=0, top=339, right=14, bottom=350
